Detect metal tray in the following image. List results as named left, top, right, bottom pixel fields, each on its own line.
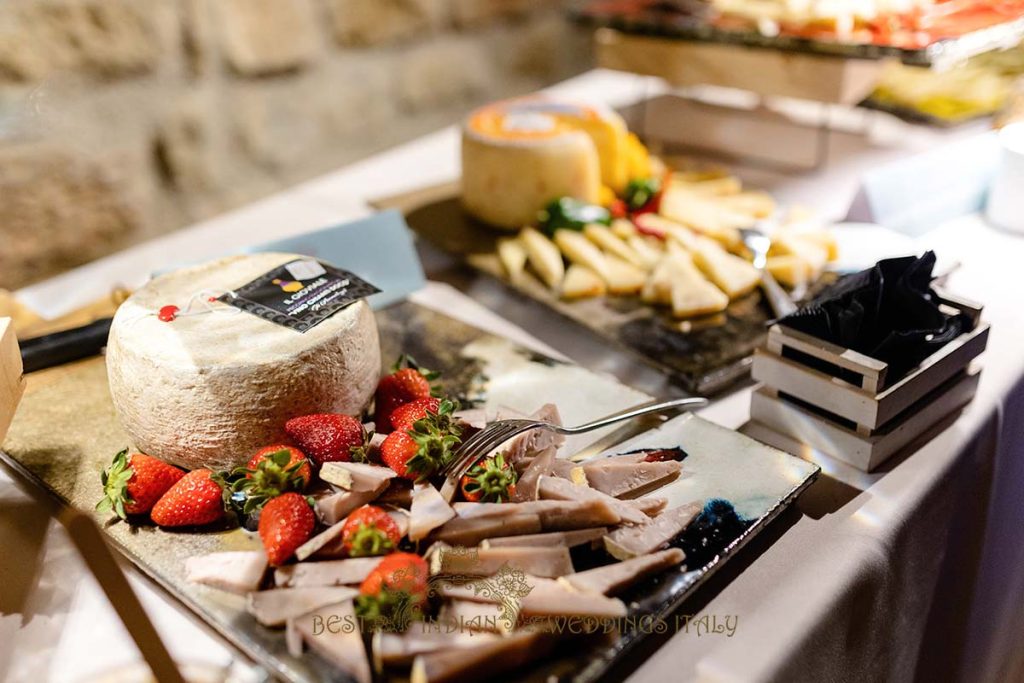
left=571, top=0, right=1024, bottom=68
left=1, top=301, right=819, bottom=682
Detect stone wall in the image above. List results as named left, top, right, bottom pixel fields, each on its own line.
left=0, top=0, right=592, bottom=290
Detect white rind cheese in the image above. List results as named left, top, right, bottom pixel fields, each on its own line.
left=106, top=252, right=381, bottom=471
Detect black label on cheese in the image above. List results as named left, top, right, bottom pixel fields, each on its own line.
left=219, top=258, right=380, bottom=332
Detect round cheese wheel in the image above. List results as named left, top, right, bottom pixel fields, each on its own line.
left=106, top=252, right=381, bottom=471
left=461, top=99, right=604, bottom=230
left=461, top=98, right=654, bottom=230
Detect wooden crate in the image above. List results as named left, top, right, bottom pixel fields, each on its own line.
left=749, top=292, right=988, bottom=471
left=595, top=28, right=889, bottom=105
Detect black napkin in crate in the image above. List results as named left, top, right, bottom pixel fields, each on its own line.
left=780, top=252, right=970, bottom=384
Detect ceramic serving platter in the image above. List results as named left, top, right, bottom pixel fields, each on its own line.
left=1, top=301, right=818, bottom=682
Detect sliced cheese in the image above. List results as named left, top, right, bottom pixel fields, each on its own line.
left=561, top=264, right=606, bottom=300
left=718, top=190, right=777, bottom=218
left=767, top=254, right=814, bottom=289
left=777, top=211, right=838, bottom=261
left=643, top=251, right=729, bottom=318
left=641, top=256, right=675, bottom=306
left=689, top=236, right=761, bottom=300
left=553, top=228, right=609, bottom=280
left=638, top=213, right=697, bottom=250
left=610, top=218, right=638, bottom=239
left=496, top=237, right=528, bottom=282
left=604, top=255, right=647, bottom=295
left=520, top=227, right=565, bottom=289
left=769, top=233, right=830, bottom=273
left=626, top=235, right=664, bottom=270
left=659, top=186, right=750, bottom=249
left=669, top=255, right=730, bottom=318
left=584, top=223, right=647, bottom=269
left=669, top=173, right=742, bottom=196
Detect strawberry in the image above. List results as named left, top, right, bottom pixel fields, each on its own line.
left=150, top=469, right=227, bottom=528
left=360, top=552, right=428, bottom=598
left=340, top=505, right=401, bottom=557
left=380, top=399, right=462, bottom=480
left=96, top=449, right=185, bottom=519
left=246, top=445, right=311, bottom=484
left=225, top=445, right=312, bottom=515
left=459, top=452, right=517, bottom=503
left=259, top=492, right=316, bottom=566
left=374, top=356, right=439, bottom=432
left=389, top=397, right=441, bottom=433
left=380, top=431, right=419, bottom=479
left=284, top=414, right=365, bottom=466
left=355, top=552, right=429, bottom=625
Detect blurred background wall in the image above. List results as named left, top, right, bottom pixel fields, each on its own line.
left=0, top=0, right=592, bottom=290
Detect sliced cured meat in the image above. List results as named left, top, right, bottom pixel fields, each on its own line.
left=603, top=502, right=702, bottom=560
left=560, top=548, right=685, bottom=595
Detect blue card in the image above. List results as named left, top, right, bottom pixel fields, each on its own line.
left=243, top=209, right=425, bottom=310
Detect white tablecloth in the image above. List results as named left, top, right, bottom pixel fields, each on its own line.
left=3, top=70, right=1023, bottom=683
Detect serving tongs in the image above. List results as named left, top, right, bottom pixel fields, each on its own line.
left=438, top=396, right=708, bottom=500
left=739, top=226, right=798, bottom=321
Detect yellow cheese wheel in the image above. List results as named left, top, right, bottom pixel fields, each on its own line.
left=460, top=98, right=649, bottom=230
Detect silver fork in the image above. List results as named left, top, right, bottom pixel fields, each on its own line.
left=739, top=226, right=797, bottom=320
left=438, top=396, right=709, bottom=500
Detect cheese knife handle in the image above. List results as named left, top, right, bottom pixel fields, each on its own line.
left=19, top=317, right=113, bottom=373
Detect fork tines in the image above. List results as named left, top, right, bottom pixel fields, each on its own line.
left=442, top=420, right=533, bottom=478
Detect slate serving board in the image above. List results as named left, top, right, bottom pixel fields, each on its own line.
left=1, top=301, right=818, bottom=683
left=374, top=184, right=830, bottom=395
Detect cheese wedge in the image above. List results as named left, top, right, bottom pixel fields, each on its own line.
left=719, top=190, right=777, bottom=218
left=604, top=255, right=647, bottom=295
left=794, top=229, right=839, bottom=261
left=584, top=223, right=647, bottom=269
left=626, top=235, right=664, bottom=270
left=638, top=213, right=698, bottom=250
left=496, top=237, right=528, bottom=282
left=769, top=233, right=829, bottom=273
left=641, top=256, right=674, bottom=306
left=766, top=254, right=814, bottom=289
left=553, top=228, right=609, bottom=280
left=659, top=187, right=749, bottom=249
left=669, top=173, right=742, bottom=196
left=561, top=264, right=606, bottom=300
left=610, top=218, right=638, bottom=239
left=643, top=250, right=728, bottom=317
left=520, top=227, right=565, bottom=289
left=667, top=233, right=692, bottom=257
left=669, top=253, right=730, bottom=318
left=689, top=236, right=761, bottom=300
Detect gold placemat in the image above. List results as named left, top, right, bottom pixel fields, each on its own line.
left=2, top=288, right=130, bottom=393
